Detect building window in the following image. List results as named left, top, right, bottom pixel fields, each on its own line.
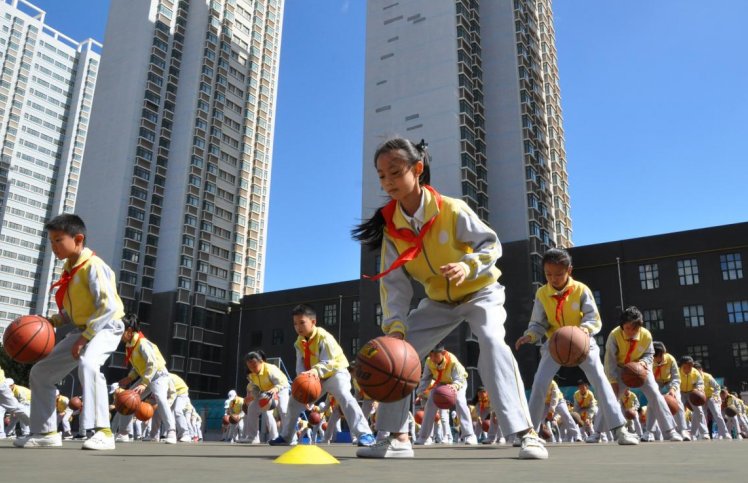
left=272, top=328, right=283, bottom=345
left=595, top=335, right=605, bottom=356
left=639, top=264, right=659, bottom=290
left=721, top=253, right=743, bottom=280
left=323, top=303, right=337, bottom=326
left=352, top=299, right=360, bottom=324
left=683, top=304, right=705, bottom=327
left=592, top=290, right=602, bottom=307
left=733, top=342, right=748, bottom=367
left=687, top=344, right=710, bottom=370
left=642, top=308, right=664, bottom=331
left=375, top=303, right=383, bottom=326
left=351, top=337, right=360, bottom=357
left=677, top=259, right=699, bottom=286
left=727, top=300, right=748, bottom=323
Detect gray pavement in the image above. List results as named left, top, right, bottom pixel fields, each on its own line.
left=0, top=438, right=743, bottom=482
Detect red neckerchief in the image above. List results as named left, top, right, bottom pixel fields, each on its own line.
left=550, top=285, right=574, bottom=325
left=478, top=393, right=489, bottom=411
left=623, top=338, right=638, bottom=364
left=654, top=362, right=663, bottom=380
left=49, top=252, right=94, bottom=311
left=365, top=185, right=442, bottom=281
left=301, top=338, right=312, bottom=371
left=434, top=352, right=451, bottom=385
left=125, top=332, right=145, bottom=366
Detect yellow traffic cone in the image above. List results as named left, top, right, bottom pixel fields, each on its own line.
left=273, top=445, right=340, bottom=465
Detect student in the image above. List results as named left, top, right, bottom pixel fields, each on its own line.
left=572, top=381, right=599, bottom=440
left=545, top=380, right=581, bottom=442
left=619, top=389, right=642, bottom=436
left=516, top=248, right=638, bottom=446
left=169, top=373, right=194, bottom=443
left=679, top=355, right=705, bottom=441
left=117, top=313, right=177, bottom=444
left=474, top=386, right=503, bottom=444
left=268, top=304, right=375, bottom=447
left=244, top=350, right=289, bottom=444
left=692, top=362, right=729, bottom=439
left=15, top=214, right=125, bottom=450
left=353, top=138, right=545, bottom=459
left=55, top=391, right=73, bottom=440
left=6, top=379, right=30, bottom=437
left=603, top=307, right=682, bottom=441
left=649, top=341, right=688, bottom=440
left=0, top=373, right=30, bottom=438
left=414, top=344, right=477, bottom=445
left=225, top=391, right=245, bottom=443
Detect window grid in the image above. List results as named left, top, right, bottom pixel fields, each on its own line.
left=323, top=303, right=337, bottom=326
left=721, top=253, right=744, bottom=280
left=687, top=344, right=710, bottom=370
left=642, top=308, right=664, bottom=331
left=732, top=342, right=748, bottom=367
left=639, top=264, right=659, bottom=290
left=352, top=299, right=360, bottom=324
left=727, top=300, right=748, bottom=324
left=375, top=303, right=383, bottom=326
left=683, top=304, right=705, bottom=327
left=677, top=259, right=699, bottom=286
left=272, top=328, right=283, bottom=345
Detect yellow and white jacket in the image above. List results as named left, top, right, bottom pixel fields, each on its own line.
left=247, top=361, right=289, bottom=398
left=620, top=391, right=640, bottom=411
left=415, top=351, right=468, bottom=394
left=524, top=278, right=601, bottom=343
left=169, top=373, right=189, bottom=396
left=49, top=247, right=125, bottom=340
left=294, top=326, right=348, bottom=380
left=126, top=332, right=167, bottom=386
left=379, top=189, right=502, bottom=336
left=700, top=371, right=720, bottom=401
left=653, top=353, right=680, bottom=393
left=573, top=389, right=597, bottom=413
left=12, top=384, right=31, bottom=404
left=604, top=326, right=654, bottom=383
left=545, top=380, right=564, bottom=408
left=679, top=368, right=704, bottom=393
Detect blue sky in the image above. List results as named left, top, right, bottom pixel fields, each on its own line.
left=32, top=0, right=748, bottom=293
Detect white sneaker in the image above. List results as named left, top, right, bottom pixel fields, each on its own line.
left=163, top=431, right=177, bottom=444
left=115, top=433, right=131, bottom=443
left=414, top=437, right=433, bottom=446
left=356, top=437, right=414, bottom=458
left=585, top=433, right=601, bottom=443
left=13, top=432, right=63, bottom=448
left=179, top=435, right=193, bottom=443
left=498, top=437, right=506, bottom=444
left=681, top=430, right=692, bottom=441
left=464, top=434, right=478, bottom=445
left=664, top=429, right=683, bottom=441
left=518, top=431, right=549, bottom=460
left=615, top=426, right=640, bottom=445
left=82, top=431, right=115, bottom=450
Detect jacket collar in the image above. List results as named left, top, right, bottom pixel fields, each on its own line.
left=392, top=186, right=441, bottom=232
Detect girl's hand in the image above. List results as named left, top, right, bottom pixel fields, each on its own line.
left=440, top=263, right=466, bottom=286
left=71, top=335, right=88, bottom=360
left=515, top=335, right=532, bottom=351
left=133, top=384, right=147, bottom=395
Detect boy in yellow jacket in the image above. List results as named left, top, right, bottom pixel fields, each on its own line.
left=648, top=341, right=687, bottom=440
left=691, top=362, right=729, bottom=439
left=16, top=215, right=125, bottom=450
left=117, top=313, right=177, bottom=444
left=516, top=249, right=639, bottom=446
left=243, top=350, right=289, bottom=444
left=678, top=355, right=704, bottom=441
left=269, top=305, right=375, bottom=447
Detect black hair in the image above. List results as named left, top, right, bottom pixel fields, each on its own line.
left=576, top=379, right=588, bottom=386
left=44, top=214, right=87, bottom=245
left=653, top=341, right=666, bottom=356
left=619, top=306, right=643, bottom=329
left=122, top=312, right=140, bottom=331
left=244, top=350, right=267, bottom=362
left=351, top=137, right=431, bottom=250
left=693, top=361, right=702, bottom=370
left=430, top=342, right=446, bottom=353
left=542, top=248, right=572, bottom=268
left=679, top=355, right=694, bottom=366
left=292, top=304, right=316, bottom=319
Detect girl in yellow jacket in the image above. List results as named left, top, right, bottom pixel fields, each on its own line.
left=118, top=313, right=177, bottom=444
left=678, top=355, right=704, bottom=441
left=353, top=137, right=545, bottom=460
left=244, top=350, right=289, bottom=444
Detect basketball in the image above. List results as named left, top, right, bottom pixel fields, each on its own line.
left=431, top=384, right=457, bottom=409
left=355, top=336, right=421, bottom=402
left=321, top=422, right=328, bottom=431
left=222, top=415, right=230, bottom=426
left=624, top=408, right=637, bottom=421
left=539, top=423, right=552, bottom=440
left=69, top=396, right=83, bottom=411
left=434, top=411, right=441, bottom=422
left=664, top=394, right=680, bottom=415
left=621, top=362, right=648, bottom=388
left=308, top=410, right=322, bottom=425
left=414, top=409, right=424, bottom=425
left=689, top=390, right=706, bottom=407
left=229, top=414, right=241, bottom=424
left=725, top=406, right=738, bottom=418
left=3, top=315, right=55, bottom=363
left=291, top=373, right=322, bottom=404
left=548, top=326, right=590, bottom=367
left=259, top=392, right=278, bottom=410
left=135, top=401, right=154, bottom=421
left=481, top=419, right=490, bottom=432
left=114, top=390, right=141, bottom=415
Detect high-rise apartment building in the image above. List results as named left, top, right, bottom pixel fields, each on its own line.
left=77, top=0, right=284, bottom=397
left=362, top=0, right=570, bottom=285
left=0, top=0, right=100, bottom=335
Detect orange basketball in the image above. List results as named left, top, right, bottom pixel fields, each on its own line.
left=222, top=414, right=230, bottom=425
left=539, top=423, right=552, bottom=440
left=135, top=401, right=154, bottom=421
left=308, top=411, right=322, bottom=425
left=624, top=408, right=637, bottom=421
left=321, top=422, right=328, bottom=431
left=229, top=414, right=242, bottom=424
left=664, top=394, right=680, bottom=415
left=548, top=326, right=590, bottom=367
left=414, top=409, right=424, bottom=425
left=621, top=362, right=648, bottom=388
left=3, top=315, right=55, bottom=363
left=114, top=390, right=141, bottom=415
left=291, top=373, right=322, bottom=404
left=688, top=390, right=706, bottom=407
left=432, top=385, right=457, bottom=409
left=481, top=419, right=491, bottom=432
left=259, top=393, right=278, bottom=410
left=725, top=406, right=738, bottom=418
left=355, top=337, right=421, bottom=402
left=68, top=396, right=83, bottom=411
